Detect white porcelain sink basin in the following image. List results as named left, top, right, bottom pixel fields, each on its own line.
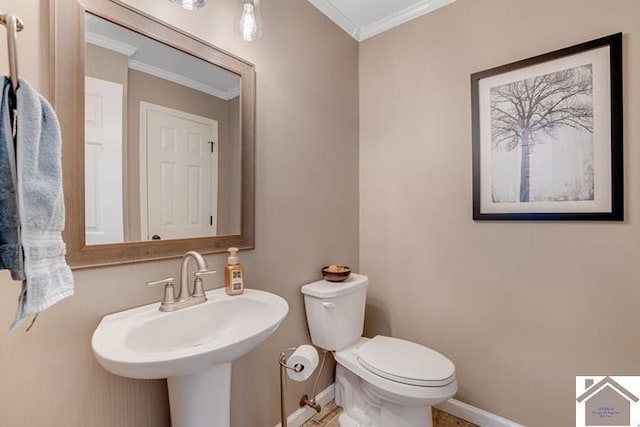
left=92, top=288, right=288, bottom=379
left=91, top=288, right=289, bottom=427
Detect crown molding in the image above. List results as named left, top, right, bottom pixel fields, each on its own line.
left=359, top=0, right=456, bottom=41
left=85, top=31, right=138, bottom=56
left=307, top=0, right=360, bottom=40
left=128, top=59, right=239, bottom=100
left=86, top=30, right=238, bottom=100
left=308, top=0, right=456, bottom=42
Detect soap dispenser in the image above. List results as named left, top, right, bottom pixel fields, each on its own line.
left=224, top=247, right=244, bottom=295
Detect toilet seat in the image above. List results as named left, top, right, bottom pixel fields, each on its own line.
left=335, top=337, right=458, bottom=406
left=357, top=336, right=455, bottom=387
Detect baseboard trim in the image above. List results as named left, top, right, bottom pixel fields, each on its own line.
left=435, top=398, right=525, bottom=427
left=275, top=383, right=523, bottom=427
left=274, top=384, right=335, bottom=427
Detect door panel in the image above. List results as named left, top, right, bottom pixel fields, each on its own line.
left=84, top=76, right=124, bottom=245
left=141, top=102, right=218, bottom=240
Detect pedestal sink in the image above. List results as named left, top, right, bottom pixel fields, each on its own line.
left=92, top=288, right=289, bottom=427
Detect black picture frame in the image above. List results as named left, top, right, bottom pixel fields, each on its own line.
left=471, top=33, right=623, bottom=221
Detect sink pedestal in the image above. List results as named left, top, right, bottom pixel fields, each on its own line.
left=167, top=363, right=231, bottom=427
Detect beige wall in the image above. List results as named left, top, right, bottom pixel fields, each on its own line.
left=0, top=1, right=358, bottom=427
left=227, top=95, right=241, bottom=234
left=85, top=44, right=129, bottom=85
left=360, top=0, right=640, bottom=426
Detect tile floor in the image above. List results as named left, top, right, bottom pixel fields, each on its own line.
left=301, top=401, right=341, bottom=426
left=301, top=401, right=478, bottom=427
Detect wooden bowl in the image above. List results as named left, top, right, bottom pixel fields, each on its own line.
left=321, top=265, right=351, bottom=282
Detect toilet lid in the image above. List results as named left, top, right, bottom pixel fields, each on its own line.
left=357, top=336, right=455, bottom=387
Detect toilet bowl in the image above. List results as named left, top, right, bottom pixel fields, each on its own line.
left=301, top=274, right=457, bottom=427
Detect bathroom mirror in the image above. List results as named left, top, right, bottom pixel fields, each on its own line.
left=51, top=0, right=255, bottom=268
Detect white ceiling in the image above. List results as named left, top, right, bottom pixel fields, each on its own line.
left=307, top=0, right=457, bottom=41
left=85, top=14, right=240, bottom=100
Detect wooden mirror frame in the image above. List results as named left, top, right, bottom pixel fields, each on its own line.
left=50, top=0, right=255, bottom=268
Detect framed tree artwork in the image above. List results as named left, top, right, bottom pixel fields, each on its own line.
left=471, top=33, right=622, bottom=220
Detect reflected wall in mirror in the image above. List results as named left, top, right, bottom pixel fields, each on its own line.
left=84, top=14, right=241, bottom=244
left=51, top=0, right=255, bottom=268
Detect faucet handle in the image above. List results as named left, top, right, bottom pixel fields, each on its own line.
left=146, top=277, right=175, bottom=287
left=194, top=269, right=217, bottom=278
left=146, top=277, right=177, bottom=308
left=193, top=269, right=216, bottom=298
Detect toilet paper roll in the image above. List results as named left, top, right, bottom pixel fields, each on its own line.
left=286, top=345, right=319, bottom=382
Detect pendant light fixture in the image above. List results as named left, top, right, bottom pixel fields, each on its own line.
left=169, top=0, right=263, bottom=42
left=169, top=0, right=207, bottom=11
left=236, top=0, right=263, bottom=41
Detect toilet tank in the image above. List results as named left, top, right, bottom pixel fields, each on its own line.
left=301, top=274, right=368, bottom=351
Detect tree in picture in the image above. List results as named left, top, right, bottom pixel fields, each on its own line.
left=490, top=65, right=594, bottom=203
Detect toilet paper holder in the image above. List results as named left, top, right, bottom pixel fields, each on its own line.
left=278, top=347, right=325, bottom=427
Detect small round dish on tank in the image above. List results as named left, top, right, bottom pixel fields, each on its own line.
left=301, top=274, right=457, bottom=427
left=321, top=265, right=351, bottom=282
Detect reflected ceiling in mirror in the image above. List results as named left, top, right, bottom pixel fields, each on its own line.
left=84, top=14, right=241, bottom=245
left=51, top=0, right=255, bottom=268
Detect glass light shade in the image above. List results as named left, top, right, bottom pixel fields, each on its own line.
left=236, top=0, right=263, bottom=41
left=169, top=0, right=207, bottom=11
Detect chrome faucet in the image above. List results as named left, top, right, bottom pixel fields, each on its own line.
left=147, top=251, right=216, bottom=312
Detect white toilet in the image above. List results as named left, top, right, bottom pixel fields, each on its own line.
left=301, top=274, right=457, bottom=427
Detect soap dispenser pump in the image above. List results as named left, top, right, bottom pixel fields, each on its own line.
left=224, top=247, right=244, bottom=295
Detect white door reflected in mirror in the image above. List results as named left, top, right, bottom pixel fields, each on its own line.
left=85, top=76, right=124, bottom=245
left=141, top=102, right=219, bottom=240
left=84, top=13, right=242, bottom=245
